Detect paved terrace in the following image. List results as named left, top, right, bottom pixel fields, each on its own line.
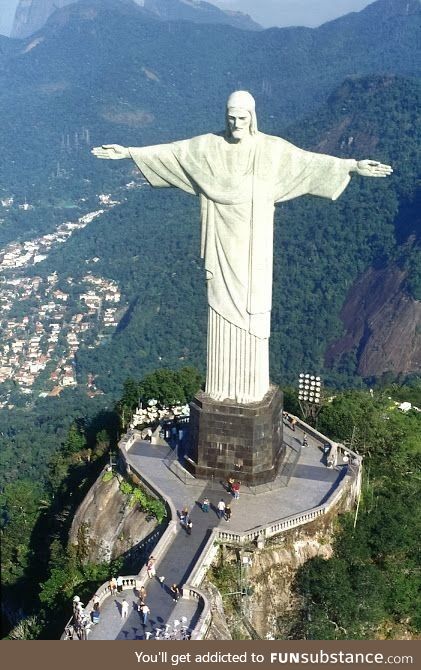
left=87, top=421, right=347, bottom=640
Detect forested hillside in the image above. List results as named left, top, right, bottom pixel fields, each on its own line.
left=0, top=0, right=420, bottom=639
left=289, top=387, right=421, bottom=639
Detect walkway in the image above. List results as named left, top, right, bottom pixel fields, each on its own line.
left=89, top=423, right=344, bottom=639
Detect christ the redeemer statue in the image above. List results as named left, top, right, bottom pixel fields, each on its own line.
left=92, top=91, right=392, bottom=405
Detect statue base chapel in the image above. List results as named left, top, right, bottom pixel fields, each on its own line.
left=187, top=386, right=285, bottom=486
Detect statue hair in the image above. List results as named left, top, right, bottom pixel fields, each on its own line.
left=225, top=90, right=258, bottom=136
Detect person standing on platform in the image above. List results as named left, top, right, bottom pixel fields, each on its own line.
left=91, top=602, right=100, bottom=624
left=121, top=599, right=129, bottom=619
left=217, top=499, right=226, bottom=519
left=171, top=584, right=181, bottom=602
left=141, top=603, right=150, bottom=626
left=146, top=557, right=156, bottom=579
left=202, top=497, right=210, bottom=512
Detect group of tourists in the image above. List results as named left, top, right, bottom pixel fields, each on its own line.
left=108, top=575, right=124, bottom=595
left=227, top=478, right=241, bottom=499
left=64, top=595, right=94, bottom=639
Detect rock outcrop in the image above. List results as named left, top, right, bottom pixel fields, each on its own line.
left=69, top=472, right=157, bottom=563
left=326, top=264, right=421, bottom=378
left=11, top=0, right=75, bottom=38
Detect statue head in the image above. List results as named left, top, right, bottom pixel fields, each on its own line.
left=226, top=90, right=258, bottom=141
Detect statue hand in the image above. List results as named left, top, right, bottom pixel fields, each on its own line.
left=91, top=144, right=130, bottom=160
left=355, top=159, right=393, bottom=178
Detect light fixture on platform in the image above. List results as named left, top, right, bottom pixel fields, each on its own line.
left=298, top=373, right=323, bottom=422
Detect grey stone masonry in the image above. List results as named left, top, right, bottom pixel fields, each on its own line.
left=188, top=385, right=284, bottom=485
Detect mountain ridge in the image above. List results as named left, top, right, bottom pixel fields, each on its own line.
left=0, top=0, right=420, bottom=389
left=10, top=0, right=260, bottom=39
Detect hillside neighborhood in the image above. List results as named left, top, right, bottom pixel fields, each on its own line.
left=0, top=197, right=123, bottom=406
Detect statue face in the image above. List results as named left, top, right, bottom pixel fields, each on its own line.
left=227, top=108, right=252, bottom=141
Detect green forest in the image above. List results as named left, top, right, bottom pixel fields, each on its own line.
left=1, top=0, right=420, bottom=641
left=290, top=387, right=421, bottom=639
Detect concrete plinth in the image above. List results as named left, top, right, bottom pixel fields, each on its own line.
left=187, top=385, right=284, bottom=485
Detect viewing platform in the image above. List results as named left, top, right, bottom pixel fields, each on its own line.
left=64, top=417, right=361, bottom=640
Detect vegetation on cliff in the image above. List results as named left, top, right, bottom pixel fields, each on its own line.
left=289, top=385, right=421, bottom=639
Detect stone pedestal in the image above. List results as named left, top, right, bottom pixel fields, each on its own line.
left=187, top=385, right=284, bottom=486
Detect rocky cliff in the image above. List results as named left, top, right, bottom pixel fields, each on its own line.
left=69, top=471, right=157, bottom=563
left=11, top=0, right=260, bottom=39
left=326, top=263, right=421, bottom=378
left=11, top=0, right=75, bottom=38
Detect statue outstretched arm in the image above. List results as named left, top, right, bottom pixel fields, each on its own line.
left=352, top=159, right=393, bottom=178
left=91, top=144, right=131, bottom=160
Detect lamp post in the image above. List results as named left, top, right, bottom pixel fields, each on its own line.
left=298, top=373, right=323, bottom=424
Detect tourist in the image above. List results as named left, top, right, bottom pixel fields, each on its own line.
left=146, top=557, right=156, bottom=579
left=202, top=497, right=210, bottom=512
left=74, top=601, right=84, bottom=620
left=116, top=575, right=124, bottom=593
left=138, top=585, right=147, bottom=601
left=225, top=503, right=232, bottom=522
left=232, top=481, right=240, bottom=500
left=290, top=417, right=297, bottom=432
left=159, top=575, right=166, bottom=588
left=302, top=433, right=308, bottom=447
left=217, top=499, right=226, bottom=519
left=109, top=577, right=117, bottom=595
left=186, top=519, right=193, bottom=535
left=91, top=602, right=100, bottom=625
left=170, top=584, right=181, bottom=602
left=140, top=603, right=150, bottom=626
left=72, top=595, right=81, bottom=615
left=121, top=598, right=129, bottom=619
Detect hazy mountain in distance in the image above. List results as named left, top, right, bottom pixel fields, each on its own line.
left=10, top=0, right=260, bottom=39
left=135, top=0, right=259, bottom=29
left=0, top=0, right=420, bottom=389
left=1, top=0, right=419, bottom=197
left=11, top=0, right=75, bottom=39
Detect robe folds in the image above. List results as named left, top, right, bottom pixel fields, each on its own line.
left=129, top=132, right=354, bottom=403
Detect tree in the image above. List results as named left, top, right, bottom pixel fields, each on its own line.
left=0, top=479, right=46, bottom=585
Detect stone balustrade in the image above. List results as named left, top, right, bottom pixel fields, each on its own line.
left=181, top=585, right=212, bottom=640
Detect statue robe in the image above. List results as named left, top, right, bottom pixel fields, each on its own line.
left=129, top=132, right=355, bottom=403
